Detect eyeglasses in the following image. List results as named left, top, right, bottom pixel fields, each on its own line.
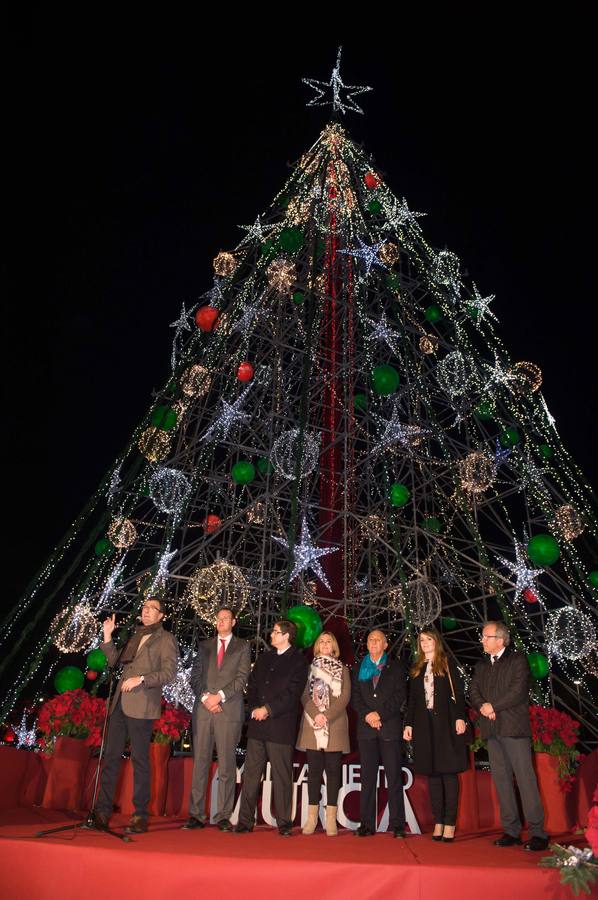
left=142, top=605, right=162, bottom=613
left=271, top=629, right=283, bottom=635
left=480, top=634, right=499, bottom=641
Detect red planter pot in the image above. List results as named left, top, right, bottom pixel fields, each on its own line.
left=533, top=751, right=573, bottom=835
left=116, top=742, right=171, bottom=817
left=41, top=736, right=90, bottom=811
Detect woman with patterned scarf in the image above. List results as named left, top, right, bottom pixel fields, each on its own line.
left=297, top=632, right=350, bottom=836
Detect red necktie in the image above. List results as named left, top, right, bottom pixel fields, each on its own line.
left=217, top=639, right=226, bottom=669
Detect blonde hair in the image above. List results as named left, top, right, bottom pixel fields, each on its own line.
left=410, top=627, right=449, bottom=677
left=313, top=631, right=340, bottom=658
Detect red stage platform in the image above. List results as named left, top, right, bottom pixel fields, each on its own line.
left=0, top=807, right=578, bottom=900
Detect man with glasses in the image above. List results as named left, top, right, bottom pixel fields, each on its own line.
left=93, top=597, right=179, bottom=834
left=183, top=606, right=250, bottom=832
left=470, top=621, right=548, bottom=851
left=234, top=620, right=308, bottom=836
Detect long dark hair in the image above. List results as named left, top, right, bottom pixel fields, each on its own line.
left=410, top=627, right=449, bottom=677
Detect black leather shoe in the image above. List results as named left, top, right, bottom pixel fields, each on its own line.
left=124, top=815, right=148, bottom=834
left=393, top=827, right=406, bottom=838
left=217, top=818, right=233, bottom=832
left=354, top=825, right=375, bottom=837
left=181, top=816, right=205, bottom=830
left=493, top=833, right=522, bottom=846
left=87, top=811, right=110, bottom=830
left=524, top=836, right=549, bottom=852
left=278, top=826, right=293, bottom=837
left=233, top=823, right=254, bottom=833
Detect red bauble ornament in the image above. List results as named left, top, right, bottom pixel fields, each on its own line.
left=195, top=306, right=219, bottom=332
left=237, top=361, right=254, bottom=382
left=203, top=514, right=222, bottom=534
left=364, top=172, right=379, bottom=189
left=523, top=588, right=539, bottom=603
left=4, top=729, right=16, bottom=743
left=86, top=669, right=98, bottom=681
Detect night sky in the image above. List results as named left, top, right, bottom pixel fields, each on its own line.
left=6, top=23, right=596, bottom=609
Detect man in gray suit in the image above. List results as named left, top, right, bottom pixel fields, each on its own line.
left=93, top=596, right=179, bottom=834
left=183, top=606, right=251, bottom=832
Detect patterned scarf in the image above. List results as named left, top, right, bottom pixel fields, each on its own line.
left=305, top=655, right=344, bottom=750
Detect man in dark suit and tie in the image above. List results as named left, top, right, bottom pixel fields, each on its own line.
left=351, top=628, right=407, bottom=838
left=183, top=606, right=251, bottom=831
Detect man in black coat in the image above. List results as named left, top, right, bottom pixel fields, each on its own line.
left=470, top=621, right=548, bottom=851
left=234, top=620, right=308, bottom=836
left=351, top=629, right=407, bottom=838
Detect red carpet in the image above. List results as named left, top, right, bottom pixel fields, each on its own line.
left=0, top=808, right=575, bottom=900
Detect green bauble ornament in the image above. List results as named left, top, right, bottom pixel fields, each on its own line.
left=231, top=461, right=256, bottom=484
left=441, top=616, right=458, bottom=632
left=527, top=533, right=560, bottom=567
left=499, top=427, right=520, bottom=449
left=527, top=652, right=549, bottom=680
left=425, top=304, right=442, bottom=324
left=538, top=443, right=554, bottom=460
left=257, top=457, right=274, bottom=476
left=475, top=401, right=495, bottom=421
left=151, top=405, right=178, bottom=431
left=287, top=605, right=323, bottom=649
left=278, top=226, right=304, bottom=253
left=466, top=304, right=479, bottom=321
left=86, top=649, right=107, bottom=673
left=292, top=291, right=304, bottom=305
left=367, top=199, right=382, bottom=214
left=588, top=570, right=598, bottom=588
left=422, top=516, right=442, bottom=534
left=372, top=364, right=400, bottom=396
left=354, top=393, right=367, bottom=412
left=260, top=238, right=277, bottom=260
left=94, top=537, right=115, bottom=558
left=54, top=667, right=85, bottom=694
left=389, top=483, right=410, bottom=507
left=386, top=273, right=400, bottom=291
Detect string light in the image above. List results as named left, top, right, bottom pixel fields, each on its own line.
left=107, top=517, right=137, bottom=549
left=545, top=607, right=597, bottom=661
left=512, top=361, right=542, bottom=394
left=302, top=46, right=372, bottom=116
left=388, top=580, right=442, bottom=627
left=15, top=711, right=37, bottom=749
left=266, top=258, right=296, bottom=294
left=246, top=501, right=266, bottom=525
left=419, top=334, right=439, bottom=355
left=213, top=251, right=237, bottom=277
left=433, top=250, right=461, bottom=294
left=436, top=351, right=476, bottom=397
left=138, top=427, right=171, bottom=462
left=271, top=429, right=319, bottom=481
left=52, top=601, right=99, bottom=653
left=185, top=559, right=250, bottom=622
left=180, top=364, right=211, bottom=398
left=378, top=241, right=400, bottom=266
left=149, top=468, right=191, bottom=515
left=552, top=504, right=585, bottom=541
left=458, top=451, right=497, bottom=494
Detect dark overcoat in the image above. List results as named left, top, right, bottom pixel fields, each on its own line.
left=351, top=657, right=406, bottom=741
left=404, top=658, right=467, bottom=775
left=469, top=648, right=532, bottom=739
left=246, top=646, right=308, bottom=745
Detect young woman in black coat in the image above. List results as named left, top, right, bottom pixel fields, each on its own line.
left=403, top=628, right=467, bottom=842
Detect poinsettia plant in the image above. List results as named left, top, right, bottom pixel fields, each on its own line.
left=151, top=700, right=191, bottom=745
left=530, top=705, right=581, bottom=792
left=37, top=689, right=106, bottom=754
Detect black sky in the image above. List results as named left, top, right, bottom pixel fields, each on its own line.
left=6, top=22, right=596, bottom=607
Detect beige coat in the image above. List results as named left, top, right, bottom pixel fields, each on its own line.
left=101, top=627, right=179, bottom=719
left=297, top=662, right=351, bottom=753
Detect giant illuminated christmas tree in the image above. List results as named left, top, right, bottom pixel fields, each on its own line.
left=2, top=52, right=597, bottom=746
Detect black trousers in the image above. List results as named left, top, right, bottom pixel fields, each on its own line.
left=238, top=738, right=294, bottom=829
left=305, top=749, right=342, bottom=805
left=428, top=774, right=459, bottom=826
left=358, top=737, right=406, bottom=831
left=96, top=699, right=154, bottom=819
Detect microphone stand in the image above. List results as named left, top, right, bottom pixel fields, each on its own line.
left=36, top=639, right=132, bottom=842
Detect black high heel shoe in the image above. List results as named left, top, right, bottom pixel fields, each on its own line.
left=441, top=826, right=456, bottom=843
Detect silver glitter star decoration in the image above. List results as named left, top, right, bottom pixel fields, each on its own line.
left=95, top=557, right=127, bottom=611
left=467, top=284, right=497, bottom=323
left=273, top=517, right=339, bottom=592
left=365, top=313, right=402, bottom=354
left=339, top=237, right=387, bottom=276
left=150, top=547, right=178, bottom=594
left=496, top=540, right=543, bottom=599
left=162, top=651, right=195, bottom=710
left=483, top=353, right=518, bottom=393
left=169, top=303, right=193, bottom=370
left=303, top=46, right=372, bottom=116
left=494, top=438, right=513, bottom=467
left=201, top=384, right=253, bottom=443
left=107, top=462, right=123, bottom=504
left=233, top=300, right=266, bottom=334
left=237, top=215, right=275, bottom=247
left=374, top=401, right=430, bottom=451
left=516, top=451, right=550, bottom=495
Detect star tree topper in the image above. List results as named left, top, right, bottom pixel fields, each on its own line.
left=303, top=47, right=372, bottom=116
left=273, top=517, right=338, bottom=592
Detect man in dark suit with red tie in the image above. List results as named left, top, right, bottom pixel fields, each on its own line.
left=183, top=606, right=251, bottom=831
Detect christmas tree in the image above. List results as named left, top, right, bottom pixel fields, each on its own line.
left=2, top=52, right=597, bottom=746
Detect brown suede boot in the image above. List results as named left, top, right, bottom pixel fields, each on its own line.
left=302, top=804, right=319, bottom=835
left=325, top=805, right=338, bottom=836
